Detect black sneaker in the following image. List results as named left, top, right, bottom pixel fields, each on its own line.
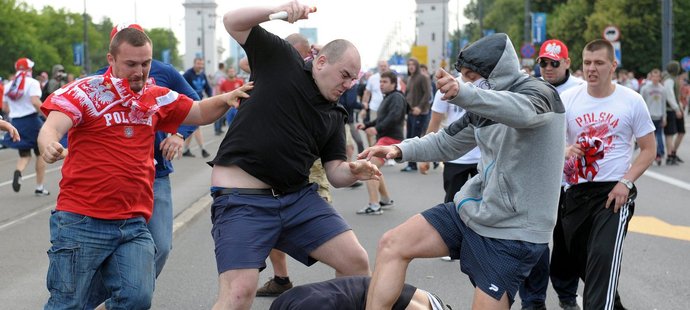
left=675, top=155, right=684, bottom=163
left=182, top=150, right=195, bottom=157
left=12, top=170, right=21, bottom=192
left=559, top=300, right=581, bottom=310
left=379, top=199, right=394, bottom=210
left=35, top=188, right=50, bottom=196
left=201, top=149, right=211, bottom=158
left=400, top=166, right=417, bottom=172
left=666, top=156, right=677, bottom=165
left=256, top=277, right=293, bottom=297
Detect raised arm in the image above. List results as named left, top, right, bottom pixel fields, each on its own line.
left=223, top=1, right=312, bottom=45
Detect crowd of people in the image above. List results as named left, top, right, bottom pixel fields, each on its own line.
left=1, top=1, right=688, bottom=309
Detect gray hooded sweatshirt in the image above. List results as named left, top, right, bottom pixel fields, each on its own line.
left=397, top=33, right=565, bottom=244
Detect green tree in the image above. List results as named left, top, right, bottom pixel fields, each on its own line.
left=147, top=28, right=182, bottom=68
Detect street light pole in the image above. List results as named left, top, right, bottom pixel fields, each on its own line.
left=83, top=0, right=90, bottom=73
left=661, top=0, right=673, bottom=67
left=524, top=0, right=531, bottom=44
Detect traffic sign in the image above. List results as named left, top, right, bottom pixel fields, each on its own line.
left=603, top=25, right=621, bottom=42
left=521, top=43, right=536, bottom=59
left=681, top=56, right=690, bottom=71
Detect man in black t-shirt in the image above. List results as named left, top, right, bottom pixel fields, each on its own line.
left=210, top=2, right=382, bottom=309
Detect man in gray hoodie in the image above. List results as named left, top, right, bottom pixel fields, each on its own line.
left=361, top=33, right=565, bottom=309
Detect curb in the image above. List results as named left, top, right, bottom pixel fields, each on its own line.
left=172, top=194, right=212, bottom=238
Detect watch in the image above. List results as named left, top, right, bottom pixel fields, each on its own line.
left=174, top=132, right=185, bottom=139
left=619, top=178, right=634, bottom=190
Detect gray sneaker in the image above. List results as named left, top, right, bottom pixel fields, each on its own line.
left=356, top=204, right=383, bottom=215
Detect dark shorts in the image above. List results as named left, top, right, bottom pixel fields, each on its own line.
left=210, top=183, right=351, bottom=274
left=421, top=202, right=546, bottom=304
left=2, top=113, right=42, bottom=152
left=664, top=111, right=685, bottom=135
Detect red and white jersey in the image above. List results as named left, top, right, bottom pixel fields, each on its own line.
left=41, top=68, right=193, bottom=221
left=561, top=84, right=654, bottom=186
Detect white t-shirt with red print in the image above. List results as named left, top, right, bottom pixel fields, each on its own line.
left=41, top=68, right=193, bottom=221
left=561, top=84, right=655, bottom=186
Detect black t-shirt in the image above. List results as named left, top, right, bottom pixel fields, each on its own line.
left=269, top=276, right=416, bottom=310
left=210, top=26, right=347, bottom=193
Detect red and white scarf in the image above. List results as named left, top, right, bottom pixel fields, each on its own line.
left=6, top=71, right=31, bottom=101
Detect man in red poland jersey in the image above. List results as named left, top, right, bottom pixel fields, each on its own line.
left=38, top=28, right=252, bottom=310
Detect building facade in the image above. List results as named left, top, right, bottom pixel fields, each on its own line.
left=183, top=0, right=218, bottom=73
left=415, top=0, right=449, bottom=73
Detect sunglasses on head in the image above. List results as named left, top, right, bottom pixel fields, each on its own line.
left=539, top=59, right=561, bottom=68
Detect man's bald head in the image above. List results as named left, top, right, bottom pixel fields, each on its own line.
left=285, top=33, right=310, bottom=58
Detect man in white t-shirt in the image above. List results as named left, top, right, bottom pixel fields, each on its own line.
left=560, top=39, right=655, bottom=310
left=2, top=58, right=49, bottom=196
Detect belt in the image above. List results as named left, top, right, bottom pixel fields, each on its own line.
left=212, top=188, right=282, bottom=198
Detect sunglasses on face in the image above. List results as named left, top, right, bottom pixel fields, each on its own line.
left=539, top=59, right=561, bottom=68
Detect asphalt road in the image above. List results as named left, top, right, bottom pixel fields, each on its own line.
left=1, top=124, right=690, bottom=309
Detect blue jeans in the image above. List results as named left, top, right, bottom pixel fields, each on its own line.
left=45, top=211, right=155, bottom=310
left=150, top=176, right=173, bottom=276
left=653, top=119, right=665, bottom=157
left=86, top=176, right=173, bottom=307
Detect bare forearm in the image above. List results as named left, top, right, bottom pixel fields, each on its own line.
left=195, top=95, right=231, bottom=125
left=624, top=147, right=655, bottom=182
left=326, top=161, right=358, bottom=187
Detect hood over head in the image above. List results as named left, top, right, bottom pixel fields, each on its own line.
left=454, top=33, right=523, bottom=90
left=51, top=64, right=65, bottom=77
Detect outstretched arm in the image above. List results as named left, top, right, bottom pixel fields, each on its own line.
left=223, top=1, right=312, bottom=45
left=323, top=159, right=381, bottom=188
left=182, top=83, right=253, bottom=125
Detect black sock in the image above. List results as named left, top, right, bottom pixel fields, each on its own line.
left=273, top=275, right=290, bottom=285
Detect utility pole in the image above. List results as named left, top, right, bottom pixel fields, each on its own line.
left=83, top=0, right=90, bottom=73
left=524, top=0, right=531, bottom=44
left=661, top=0, right=673, bottom=67
left=478, top=0, right=483, bottom=36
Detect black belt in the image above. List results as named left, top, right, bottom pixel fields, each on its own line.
left=212, top=188, right=282, bottom=198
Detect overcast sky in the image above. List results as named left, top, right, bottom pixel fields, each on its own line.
left=25, top=0, right=470, bottom=69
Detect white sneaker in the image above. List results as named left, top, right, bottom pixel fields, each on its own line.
left=440, top=256, right=456, bottom=261
left=356, top=204, right=383, bottom=215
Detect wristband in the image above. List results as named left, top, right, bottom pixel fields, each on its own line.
left=174, top=133, right=184, bottom=139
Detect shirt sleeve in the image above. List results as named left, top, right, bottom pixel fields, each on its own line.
left=28, top=79, right=42, bottom=97
left=631, top=94, right=656, bottom=138
left=41, top=92, right=83, bottom=126
left=155, top=91, right=194, bottom=133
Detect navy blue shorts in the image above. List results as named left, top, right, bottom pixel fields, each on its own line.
left=2, top=113, right=42, bottom=151
left=210, top=183, right=351, bottom=274
left=422, top=202, right=546, bottom=304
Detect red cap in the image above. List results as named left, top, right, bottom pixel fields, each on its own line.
left=15, top=58, right=34, bottom=71
left=538, top=39, right=568, bottom=61
left=110, top=23, right=145, bottom=41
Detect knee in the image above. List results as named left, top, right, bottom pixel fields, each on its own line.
left=115, top=288, right=153, bottom=310
left=376, top=230, right=405, bottom=260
